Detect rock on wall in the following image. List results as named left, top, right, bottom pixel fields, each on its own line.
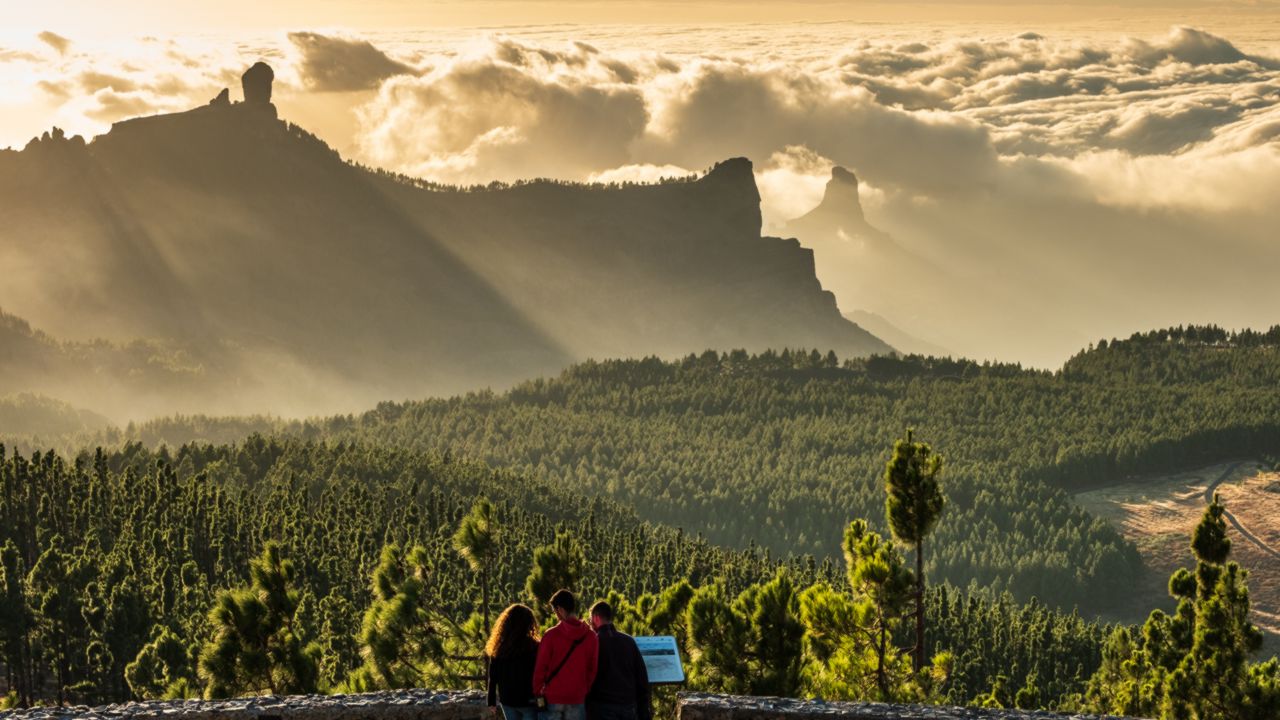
left=676, top=693, right=1148, bottom=720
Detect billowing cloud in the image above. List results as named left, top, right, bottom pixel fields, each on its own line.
left=5, top=22, right=1280, bottom=367
left=587, top=163, right=694, bottom=184
left=640, top=60, right=1002, bottom=194
left=287, top=31, right=415, bottom=92
left=356, top=37, right=649, bottom=182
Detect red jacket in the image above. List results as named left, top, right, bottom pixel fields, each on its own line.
left=533, top=616, right=599, bottom=705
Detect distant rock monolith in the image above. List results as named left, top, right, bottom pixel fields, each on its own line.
left=242, top=62, right=275, bottom=105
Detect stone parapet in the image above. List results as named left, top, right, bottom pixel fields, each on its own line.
left=675, top=693, right=1146, bottom=720
left=0, top=689, right=485, bottom=720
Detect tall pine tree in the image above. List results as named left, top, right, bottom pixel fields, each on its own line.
left=883, top=430, right=944, bottom=673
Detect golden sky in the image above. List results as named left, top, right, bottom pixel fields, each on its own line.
left=6, top=1, right=1280, bottom=33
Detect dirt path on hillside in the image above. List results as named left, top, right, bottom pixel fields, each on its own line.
left=1074, top=461, right=1280, bottom=649
left=1206, top=462, right=1280, bottom=561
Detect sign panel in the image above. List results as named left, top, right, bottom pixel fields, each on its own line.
left=635, top=635, right=685, bottom=685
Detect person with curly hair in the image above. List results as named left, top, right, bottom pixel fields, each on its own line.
left=486, top=604, right=542, bottom=720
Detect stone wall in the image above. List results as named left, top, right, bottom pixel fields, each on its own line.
left=675, top=693, right=1146, bottom=720
left=0, top=689, right=485, bottom=720
left=0, top=691, right=1149, bottom=720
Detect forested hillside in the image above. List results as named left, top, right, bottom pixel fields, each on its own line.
left=5, top=326, right=1277, bottom=710
left=48, top=327, right=1280, bottom=617
left=0, top=394, right=109, bottom=443
left=234, top=328, right=1263, bottom=611
left=0, top=439, right=1109, bottom=709
left=0, top=439, right=803, bottom=702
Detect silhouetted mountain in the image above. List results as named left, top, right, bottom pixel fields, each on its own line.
left=784, top=165, right=1140, bottom=366
left=0, top=66, right=887, bottom=419
left=785, top=166, right=879, bottom=241
left=845, top=310, right=950, bottom=358
left=0, top=392, right=109, bottom=440
left=782, top=167, right=950, bottom=344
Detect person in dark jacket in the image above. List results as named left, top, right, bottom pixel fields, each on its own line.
left=586, top=601, right=651, bottom=720
left=486, top=604, right=542, bottom=720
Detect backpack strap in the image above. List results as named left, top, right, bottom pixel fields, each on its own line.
left=541, top=635, right=587, bottom=692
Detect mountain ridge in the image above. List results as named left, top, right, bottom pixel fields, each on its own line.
left=0, top=68, right=889, bottom=419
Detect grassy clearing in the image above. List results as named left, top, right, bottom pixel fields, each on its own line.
left=1074, top=461, right=1279, bottom=656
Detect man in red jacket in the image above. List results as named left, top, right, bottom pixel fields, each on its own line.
left=534, top=590, right=599, bottom=720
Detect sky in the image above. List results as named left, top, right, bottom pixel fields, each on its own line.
left=2, top=1, right=1279, bottom=366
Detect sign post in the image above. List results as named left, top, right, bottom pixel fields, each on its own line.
left=634, top=636, right=685, bottom=685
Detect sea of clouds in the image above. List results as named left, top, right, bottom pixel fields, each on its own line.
left=2, top=22, right=1278, bottom=365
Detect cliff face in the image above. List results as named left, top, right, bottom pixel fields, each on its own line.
left=0, top=90, right=887, bottom=417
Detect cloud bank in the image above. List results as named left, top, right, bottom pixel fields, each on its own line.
left=4, top=23, right=1279, bottom=367
left=287, top=31, right=416, bottom=91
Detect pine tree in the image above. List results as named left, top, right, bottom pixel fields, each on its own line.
left=453, top=498, right=497, bottom=637
left=847, top=519, right=916, bottom=698
left=799, top=520, right=919, bottom=701
left=525, top=529, right=585, bottom=609
left=686, top=571, right=804, bottom=697
left=351, top=544, right=448, bottom=689
left=883, top=430, right=944, bottom=673
left=1083, top=493, right=1279, bottom=719
left=686, top=583, right=751, bottom=693
left=646, top=579, right=694, bottom=647
left=197, top=542, right=319, bottom=698
left=314, top=592, right=360, bottom=692
left=26, top=535, right=90, bottom=704
left=743, top=571, right=805, bottom=697
left=0, top=540, right=34, bottom=707
left=126, top=626, right=198, bottom=699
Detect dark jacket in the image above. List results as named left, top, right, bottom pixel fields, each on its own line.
left=534, top=616, right=600, bottom=705
left=488, top=640, right=539, bottom=708
left=587, top=624, right=651, bottom=720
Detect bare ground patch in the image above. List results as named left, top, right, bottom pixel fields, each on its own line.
left=1074, top=461, right=1280, bottom=655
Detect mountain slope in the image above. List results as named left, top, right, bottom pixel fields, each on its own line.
left=0, top=74, right=887, bottom=419
left=846, top=310, right=951, bottom=358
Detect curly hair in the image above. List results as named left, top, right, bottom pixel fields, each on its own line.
left=485, top=603, right=539, bottom=659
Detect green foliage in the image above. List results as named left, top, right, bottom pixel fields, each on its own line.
left=525, top=529, right=586, bottom=609
left=685, top=583, right=755, bottom=694
left=315, top=592, right=360, bottom=691
left=798, top=519, right=952, bottom=703
left=453, top=498, right=498, bottom=634
left=0, top=434, right=1111, bottom=707
left=197, top=542, right=319, bottom=698
left=0, top=438, right=810, bottom=705
left=686, top=571, right=807, bottom=697
left=1082, top=495, right=1280, bottom=719
left=884, top=431, right=946, bottom=548
left=210, top=336, right=1280, bottom=613
left=18, top=328, right=1280, bottom=617
left=883, top=430, right=944, bottom=672
left=0, top=539, right=35, bottom=706
left=126, top=626, right=198, bottom=699
left=27, top=534, right=93, bottom=704
left=354, top=544, right=449, bottom=689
